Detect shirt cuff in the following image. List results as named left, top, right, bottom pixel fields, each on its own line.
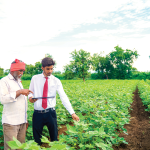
left=10, top=92, right=17, bottom=102
left=70, top=110, right=75, bottom=115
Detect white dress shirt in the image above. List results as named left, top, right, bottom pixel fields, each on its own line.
left=0, top=74, right=27, bottom=125
left=28, top=73, right=75, bottom=115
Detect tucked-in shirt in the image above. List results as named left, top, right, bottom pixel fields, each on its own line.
left=0, top=74, right=27, bottom=125
left=28, top=73, right=75, bottom=115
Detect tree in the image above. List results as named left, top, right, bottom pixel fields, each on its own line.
left=63, top=63, right=75, bottom=79
left=0, top=67, right=4, bottom=76
left=34, top=62, right=43, bottom=74
left=91, top=53, right=113, bottom=79
left=109, top=46, right=139, bottom=79
left=64, top=49, right=91, bottom=82
left=24, top=64, right=35, bottom=75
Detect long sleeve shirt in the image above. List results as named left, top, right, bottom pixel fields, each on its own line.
left=0, top=74, right=27, bottom=125
left=28, top=73, right=75, bottom=115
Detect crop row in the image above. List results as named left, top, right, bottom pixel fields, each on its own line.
left=138, top=80, right=150, bottom=112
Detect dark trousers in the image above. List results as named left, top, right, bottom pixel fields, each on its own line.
left=32, top=109, right=58, bottom=145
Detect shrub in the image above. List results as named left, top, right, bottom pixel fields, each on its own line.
left=21, top=74, right=32, bottom=80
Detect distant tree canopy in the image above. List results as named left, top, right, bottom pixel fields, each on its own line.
left=109, top=46, right=139, bottom=79
left=0, top=47, right=141, bottom=80
left=64, top=49, right=91, bottom=82
left=0, top=67, right=4, bottom=76
left=64, top=46, right=139, bottom=80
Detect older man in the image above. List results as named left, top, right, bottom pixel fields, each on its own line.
left=0, top=59, right=33, bottom=150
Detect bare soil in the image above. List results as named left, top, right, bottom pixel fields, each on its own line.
left=113, top=88, right=150, bottom=150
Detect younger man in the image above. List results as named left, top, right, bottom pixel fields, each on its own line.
left=28, top=57, right=79, bottom=145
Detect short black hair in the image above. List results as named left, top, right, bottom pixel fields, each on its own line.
left=41, top=57, right=55, bottom=67
left=11, top=60, right=23, bottom=64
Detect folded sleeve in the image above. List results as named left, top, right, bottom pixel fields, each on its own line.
left=56, top=80, right=75, bottom=115
left=0, top=80, right=17, bottom=104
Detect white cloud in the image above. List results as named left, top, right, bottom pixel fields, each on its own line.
left=72, top=27, right=139, bottom=39
left=0, top=0, right=133, bottom=47
left=121, top=0, right=150, bottom=12
left=131, top=20, right=150, bottom=29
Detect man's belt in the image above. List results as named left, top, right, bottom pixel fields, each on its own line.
left=34, top=108, right=55, bottom=113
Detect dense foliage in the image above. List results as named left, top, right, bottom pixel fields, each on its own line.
left=0, top=80, right=142, bottom=150
left=138, top=80, right=150, bottom=112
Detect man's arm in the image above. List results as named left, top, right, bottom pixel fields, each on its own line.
left=16, top=89, right=33, bottom=98
left=0, top=80, right=33, bottom=105
left=57, top=80, right=80, bottom=121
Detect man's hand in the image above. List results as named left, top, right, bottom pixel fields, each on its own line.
left=20, top=89, right=33, bottom=96
left=72, top=113, right=80, bottom=122
left=16, top=89, right=33, bottom=98
left=29, top=96, right=38, bottom=103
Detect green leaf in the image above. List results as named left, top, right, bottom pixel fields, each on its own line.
left=95, top=142, right=108, bottom=150
left=41, top=136, right=50, bottom=144
left=84, top=144, right=95, bottom=148
left=13, top=136, right=22, bottom=147
left=79, top=143, right=84, bottom=148
left=66, top=125, right=78, bottom=134
left=98, top=126, right=106, bottom=135
left=50, top=144, right=67, bottom=149
left=7, top=137, right=22, bottom=149
left=7, top=141, right=20, bottom=149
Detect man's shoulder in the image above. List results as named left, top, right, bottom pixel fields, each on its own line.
left=31, top=74, right=42, bottom=80
left=0, top=75, right=10, bottom=87
left=0, top=75, right=9, bottom=82
left=51, top=75, right=61, bottom=83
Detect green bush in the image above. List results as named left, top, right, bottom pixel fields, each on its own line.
left=64, top=71, right=75, bottom=79
left=91, top=73, right=106, bottom=79
left=53, top=74, right=65, bottom=80
left=131, top=72, right=150, bottom=80
left=21, top=74, right=32, bottom=80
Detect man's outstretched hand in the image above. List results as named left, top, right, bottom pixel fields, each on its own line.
left=72, top=113, right=80, bottom=122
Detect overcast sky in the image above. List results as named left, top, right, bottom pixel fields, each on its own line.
left=0, top=0, right=150, bottom=72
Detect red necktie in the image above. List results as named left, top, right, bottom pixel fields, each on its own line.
left=42, top=77, right=48, bottom=109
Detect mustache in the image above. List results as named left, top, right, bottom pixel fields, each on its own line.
left=19, top=74, right=22, bottom=77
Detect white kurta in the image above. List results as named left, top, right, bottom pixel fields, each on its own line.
left=0, top=74, right=27, bottom=125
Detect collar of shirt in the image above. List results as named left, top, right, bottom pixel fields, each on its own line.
left=8, top=73, right=21, bottom=82
left=42, top=73, right=51, bottom=79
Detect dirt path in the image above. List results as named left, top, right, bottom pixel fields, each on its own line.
left=113, top=88, right=150, bottom=150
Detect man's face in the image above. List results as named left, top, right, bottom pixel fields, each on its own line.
left=12, top=70, right=24, bottom=80
left=42, top=65, right=53, bottom=77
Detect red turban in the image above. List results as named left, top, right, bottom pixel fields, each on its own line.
left=10, top=59, right=26, bottom=72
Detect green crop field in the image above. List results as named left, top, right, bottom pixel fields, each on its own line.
left=1, top=79, right=150, bottom=150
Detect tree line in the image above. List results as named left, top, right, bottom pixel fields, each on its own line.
left=0, top=46, right=149, bottom=81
